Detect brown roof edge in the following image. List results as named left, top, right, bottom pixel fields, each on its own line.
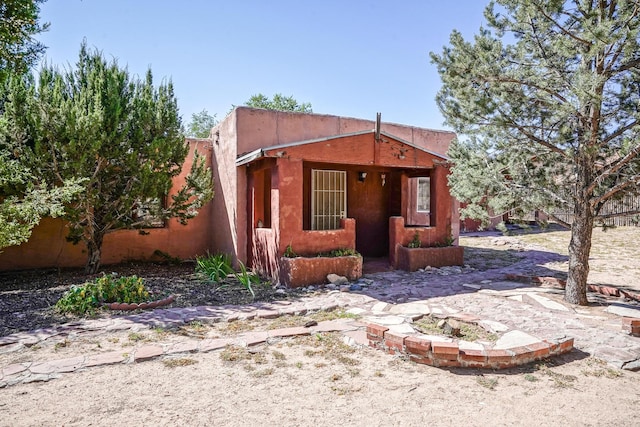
left=235, top=129, right=449, bottom=166
left=232, top=106, right=457, bottom=136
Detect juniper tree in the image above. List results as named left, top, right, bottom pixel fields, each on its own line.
left=0, top=2, right=83, bottom=249
left=431, top=0, right=640, bottom=305
left=5, top=42, right=213, bottom=273
left=0, top=133, right=82, bottom=249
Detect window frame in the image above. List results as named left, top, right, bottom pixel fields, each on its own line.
left=310, top=169, right=347, bottom=230
left=416, top=177, right=431, bottom=213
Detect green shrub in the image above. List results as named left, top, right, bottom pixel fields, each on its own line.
left=317, top=248, right=359, bottom=257
left=283, top=244, right=298, bottom=258
left=196, top=252, right=234, bottom=282
left=407, top=231, right=421, bottom=248
left=433, top=234, right=455, bottom=247
left=55, top=274, right=151, bottom=315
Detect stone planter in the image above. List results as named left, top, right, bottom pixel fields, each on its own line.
left=279, top=255, right=363, bottom=288
left=397, top=245, right=464, bottom=272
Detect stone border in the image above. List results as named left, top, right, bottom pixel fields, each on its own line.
left=103, top=295, right=175, bottom=311
left=366, top=323, right=575, bottom=369
left=505, top=274, right=640, bottom=303
left=0, top=319, right=366, bottom=387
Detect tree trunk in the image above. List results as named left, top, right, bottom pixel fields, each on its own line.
left=564, top=161, right=594, bottom=305
left=85, top=232, right=104, bottom=274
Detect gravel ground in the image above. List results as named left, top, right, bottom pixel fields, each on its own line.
left=0, top=262, right=307, bottom=337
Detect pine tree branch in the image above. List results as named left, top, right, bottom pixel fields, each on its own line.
left=607, top=57, right=640, bottom=76
left=532, top=2, right=592, bottom=47
left=600, top=119, right=639, bottom=147
left=528, top=15, right=573, bottom=88
left=602, top=3, right=639, bottom=75
left=546, top=212, right=572, bottom=228
left=590, top=175, right=640, bottom=207
left=485, top=76, right=570, bottom=105
left=589, top=139, right=640, bottom=195
left=499, top=111, right=568, bottom=156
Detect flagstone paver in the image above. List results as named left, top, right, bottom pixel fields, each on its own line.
left=1, top=265, right=639, bottom=387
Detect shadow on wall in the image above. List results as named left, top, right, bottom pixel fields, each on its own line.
left=252, top=228, right=280, bottom=284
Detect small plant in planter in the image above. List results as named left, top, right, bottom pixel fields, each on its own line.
left=55, top=274, right=154, bottom=315
left=283, top=244, right=298, bottom=258
left=317, top=248, right=360, bottom=257
left=398, top=231, right=464, bottom=271
left=434, top=234, right=455, bottom=247
left=407, top=231, right=422, bottom=248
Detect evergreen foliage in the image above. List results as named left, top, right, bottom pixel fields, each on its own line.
left=0, top=2, right=84, bottom=250
left=186, top=109, right=217, bottom=138
left=2, top=42, right=213, bottom=273
left=0, top=0, right=49, bottom=83
left=245, top=93, right=312, bottom=112
left=0, top=143, right=83, bottom=249
left=431, top=0, right=640, bottom=305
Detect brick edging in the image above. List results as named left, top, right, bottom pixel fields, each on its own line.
left=366, top=323, right=574, bottom=369
left=622, top=317, right=640, bottom=337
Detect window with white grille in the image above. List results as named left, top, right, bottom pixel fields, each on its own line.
left=311, top=169, right=346, bottom=230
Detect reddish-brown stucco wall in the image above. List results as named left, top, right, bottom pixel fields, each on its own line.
left=389, top=165, right=458, bottom=268
left=233, top=107, right=455, bottom=156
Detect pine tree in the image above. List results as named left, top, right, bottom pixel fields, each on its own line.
left=5, top=42, right=213, bottom=273
left=431, top=0, right=640, bottom=305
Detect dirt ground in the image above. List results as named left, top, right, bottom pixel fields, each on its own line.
left=1, top=332, right=638, bottom=427
left=1, top=226, right=640, bottom=427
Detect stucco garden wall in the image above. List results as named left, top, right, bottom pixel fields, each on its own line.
left=0, top=140, right=214, bottom=271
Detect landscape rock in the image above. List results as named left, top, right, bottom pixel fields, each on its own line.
left=327, top=274, right=349, bottom=285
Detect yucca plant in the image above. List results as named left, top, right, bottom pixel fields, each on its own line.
left=195, top=253, right=234, bottom=283
left=235, top=261, right=260, bottom=299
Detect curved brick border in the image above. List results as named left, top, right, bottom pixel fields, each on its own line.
left=366, top=323, right=575, bottom=369
left=104, top=295, right=175, bottom=311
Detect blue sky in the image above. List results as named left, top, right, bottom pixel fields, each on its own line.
left=37, top=0, right=488, bottom=131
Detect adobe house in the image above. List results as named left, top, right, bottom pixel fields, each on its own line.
left=211, top=107, right=461, bottom=286
left=0, top=107, right=462, bottom=287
